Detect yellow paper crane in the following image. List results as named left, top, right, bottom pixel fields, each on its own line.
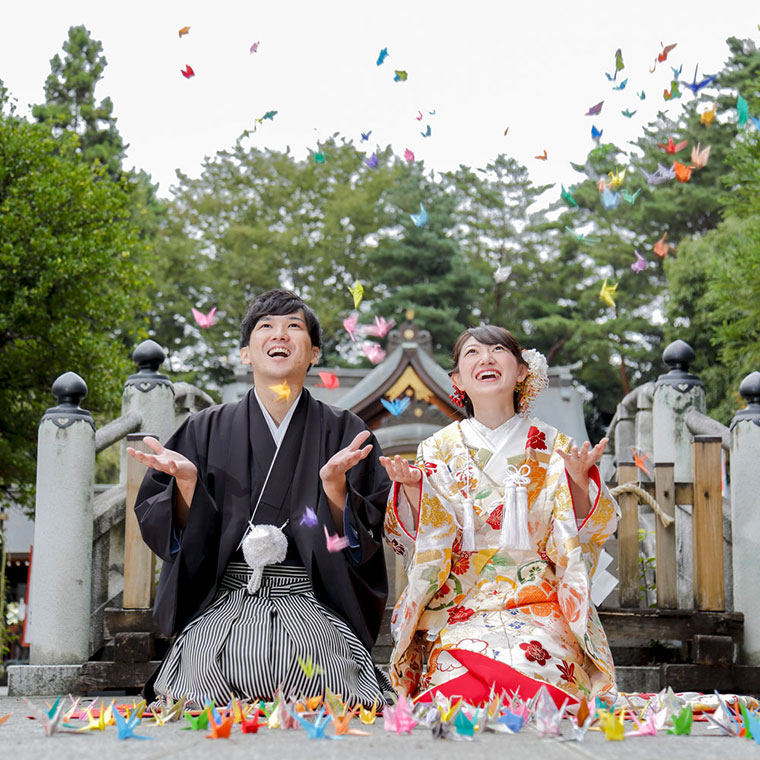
left=347, top=280, right=364, bottom=309
left=607, top=167, right=626, bottom=189
left=599, top=279, right=618, bottom=309
left=269, top=381, right=291, bottom=402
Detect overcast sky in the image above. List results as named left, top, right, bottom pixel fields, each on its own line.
left=1, top=2, right=757, bottom=200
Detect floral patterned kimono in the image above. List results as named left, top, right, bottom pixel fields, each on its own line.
left=384, top=415, right=620, bottom=705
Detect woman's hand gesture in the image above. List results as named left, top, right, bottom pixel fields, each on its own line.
left=556, top=438, right=608, bottom=491
left=378, top=455, right=422, bottom=486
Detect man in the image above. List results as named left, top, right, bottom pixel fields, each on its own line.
left=129, top=289, right=391, bottom=706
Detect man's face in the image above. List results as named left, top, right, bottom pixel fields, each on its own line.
left=240, top=310, right=319, bottom=383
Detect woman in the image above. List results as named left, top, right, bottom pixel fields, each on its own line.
left=380, top=326, right=619, bottom=706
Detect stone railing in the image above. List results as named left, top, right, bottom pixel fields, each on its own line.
left=603, top=339, right=760, bottom=664
left=9, top=341, right=213, bottom=695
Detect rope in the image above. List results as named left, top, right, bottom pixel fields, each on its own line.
left=609, top=482, right=675, bottom=528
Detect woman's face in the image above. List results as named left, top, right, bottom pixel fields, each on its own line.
left=451, top=337, right=528, bottom=407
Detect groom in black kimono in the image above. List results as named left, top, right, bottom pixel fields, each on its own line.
left=129, top=289, right=391, bottom=704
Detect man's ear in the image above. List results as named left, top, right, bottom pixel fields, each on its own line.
left=240, top=346, right=251, bottom=366
left=311, top=346, right=320, bottom=365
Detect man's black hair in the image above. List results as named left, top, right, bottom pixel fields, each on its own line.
left=239, top=289, right=322, bottom=350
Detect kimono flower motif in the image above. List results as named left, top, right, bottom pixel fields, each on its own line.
left=526, top=426, right=547, bottom=450
left=389, top=538, right=406, bottom=556
left=421, top=461, right=438, bottom=477
left=451, top=554, right=471, bottom=575
left=556, top=659, right=576, bottom=683
left=447, top=606, right=475, bottom=625
left=452, top=534, right=474, bottom=559
left=485, top=504, right=503, bottom=529
left=519, top=639, right=551, bottom=666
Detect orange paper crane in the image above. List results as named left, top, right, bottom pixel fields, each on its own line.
left=653, top=232, right=675, bottom=259
left=631, top=448, right=652, bottom=478
left=534, top=149, right=548, bottom=160
left=673, top=161, right=693, bottom=183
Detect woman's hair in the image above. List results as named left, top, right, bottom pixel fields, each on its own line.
left=450, top=326, right=528, bottom=417
left=239, top=288, right=322, bottom=350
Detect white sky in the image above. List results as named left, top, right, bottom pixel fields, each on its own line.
left=1, top=1, right=757, bottom=200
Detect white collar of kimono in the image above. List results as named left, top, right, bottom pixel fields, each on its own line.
left=460, top=414, right=532, bottom=469
left=253, top=387, right=303, bottom=447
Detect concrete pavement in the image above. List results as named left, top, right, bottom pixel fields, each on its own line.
left=0, top=695, right=759, bottom=760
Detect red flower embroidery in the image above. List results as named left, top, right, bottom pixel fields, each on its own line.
left=421, top=461, right=438, bottom=477
left=452, top=534, right=474, bottom=559
left=526, top=426, right=547, bottom=451
left=447, top=606, right=475, bottom=625
left=485, top=505, right=503, bottom=530
left=451, top=554, right=471, bottom=575
left=556, top=659, right=576, bottom=683
left=519, top=639, right=551, bottom=666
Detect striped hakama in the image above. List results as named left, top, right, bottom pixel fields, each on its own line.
left=152, top=563, right=390, bottom=708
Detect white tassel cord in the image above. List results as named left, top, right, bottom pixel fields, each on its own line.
left=241, top=524, right=288, bottom=594
left=499, top=463, right=532, bottom=550
left=461, top=499, right=476, bottom=552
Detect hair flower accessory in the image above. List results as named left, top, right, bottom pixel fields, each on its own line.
left=516, top=349, right=549, bottom=417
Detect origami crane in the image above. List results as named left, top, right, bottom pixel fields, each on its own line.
left=192, top=306, right=217, bottom=328
left=599, top=279, right=618, bottom=309
left=299, top=505, right=318, bottom=527
left=290, top=706, right=332, bottom=739
left=24, top=696, right=70, bottom=736
left=673, top=161, right=693, bottom=183
left=663, top=81, right=681, bottom=100
left=181, top=64, right=195, bottom=79
left=113, top=707, right=152, bottom=740
left=737, top=95, right=749, bottom=127
left=700, top=102, right=717, bottom=125
left=621, top=108, right=637, bottom=118
left=360, top=131, right=372, bottom=142
left=410, top=203, right=428, bottom=227
left=533, top=687, right=566, bottom=737
left=183, top=710, right=209, bottom=731
left=653, top=232, right=674, bottom=259
left=359, top=700, right=378, bottom=725
left=207, top=711, right=233, bottom=739
left=366, top=316, right=395, bottom=338
left=383, top=697, right=417, bottom=734
left=534, top=149, right=548, bottom=160
left=250, top=41, right=260, bottom=53
left=681, top=65, right=717, bottom=96
left=612, top=77, right=628, bottom=91
left=658, top=137, right=688, bottom=154
left=297, top=655, right=324, bottom=678
left=561, top=185, right=578, bottom=206
left=632, top=448, right=652, bottom=477
left=269, top=381, right=291, bottom=402
left=324, top=525, right=350, bottom=553
left=343, top=311, right=359, bottom=342
left=607, top=167, right=625, bottom=188
left=363, top=152, right=378, bottom=169
left=668, top=705, right=693, bottom=735
left=362, top=342, right=386, bottom=364
left=586, top=101, right=604, bottom=116
left=347, top=280, right=364, bottom=309
left=591, top=125, right=603, bottom=141
left=404, top=148, right=415, bottom=162
left=381, top=397, right=410, bottom=416
left=601, top=188, right=620, bottom=210
left=377, top=48, right=388, bottom=66
left=622, top=188, right=640, bottom=204
left=178, top=26, right=190, bottom=37
left=630, top=250, right=647, bottom=274
left=394, top=70, right=408, bottom=82
left=316, top=371, right=339, bottom=389
left=598, top=708, right=625, bottom=740
left=420, top=124, right=431, bottom=137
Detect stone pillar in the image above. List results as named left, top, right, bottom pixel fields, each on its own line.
left=119, top=340, right=175, bottom=483
left=730, top=371, right=760, bottom=664
left=28, top=373, right=95, bottom=665
left=652, top=340, right=705, bottom=482
left=613, top=399, right=635, bottom=473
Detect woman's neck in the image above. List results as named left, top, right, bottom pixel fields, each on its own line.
left=470, top=401, right=517, bottom=430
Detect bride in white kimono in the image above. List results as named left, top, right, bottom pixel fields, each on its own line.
left=380, top=326, right=620, bottom=706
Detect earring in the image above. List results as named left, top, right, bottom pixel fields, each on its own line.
left=449, top=387, right=466, bottom=407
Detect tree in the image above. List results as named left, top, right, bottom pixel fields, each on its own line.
left=147, top=137, right=403, bottom=387
left=0, top=94, right=148, bottom=512
left=32, top=25, right=127, bottom=178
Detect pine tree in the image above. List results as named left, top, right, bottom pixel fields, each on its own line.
left=33, top=25, right=127, bottom=178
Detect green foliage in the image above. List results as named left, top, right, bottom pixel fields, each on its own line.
left=32, top=25, right=127, bottom=179
left=0, top=97, right=148, bottom=512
